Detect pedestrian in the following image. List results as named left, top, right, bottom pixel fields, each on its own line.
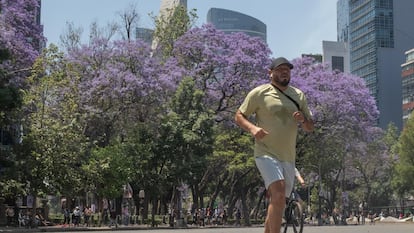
left=63, top=208, right=70, bottom=226
left=109, top=209, right=116, bottom=227
left=72, top=206, right=81, bottom=226
left=235, top=57, right=314, bottom=233
left=122, top=204, right=129, bottom=225
left=83, top=206, right=92, bottom=226
left=222, top=209, right=227, bottom=225
left=5, top=206, right=15, bottom=226
left=235, top=209, right=241, bottom=226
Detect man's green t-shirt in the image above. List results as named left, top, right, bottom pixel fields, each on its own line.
left=239, top=83, right=312, bottom=162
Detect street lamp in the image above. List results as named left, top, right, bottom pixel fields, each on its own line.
left=139, top=190, right=145, bottom=224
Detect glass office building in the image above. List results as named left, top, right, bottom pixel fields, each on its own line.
left=207, top=8, right=266, bottom=42
left=337, top=0, right=414, bottom=130
left=402, top=48, right=414, bottom=126
left=136, top=27, right=154, bottom=45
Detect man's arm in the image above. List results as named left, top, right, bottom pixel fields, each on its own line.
left=234, top=109, right=269, bottom=140
left=295, top=168, right=306, bottom=188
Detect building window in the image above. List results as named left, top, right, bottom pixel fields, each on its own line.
left=331, top=56, right=344, bottom=72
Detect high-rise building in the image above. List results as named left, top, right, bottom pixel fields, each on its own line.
left=159, top=0, right=187, bottom=19
left=402, top=48, right=414, bottom=126
left=136, top=27, right=154, bottom=45
left=206, top=8, right=267, bottom=43
left=152, top=0, right=187, bottom=51
left=337, top=0, right=414, bottom=130
left=34, top=0, right=44, bottom=50
left=337, top=0, right=350, bottom=43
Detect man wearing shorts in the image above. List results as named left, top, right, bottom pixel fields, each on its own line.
left=235, top=57, right=314, bottom=233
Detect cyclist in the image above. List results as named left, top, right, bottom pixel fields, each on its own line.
left=293, top=167, right=306, bottom=200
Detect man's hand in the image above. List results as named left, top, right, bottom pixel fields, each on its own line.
left=250, top=126, right=269, bottom=140
left=293, top=111, right=315, bottom=132
left=235, top=110, right=270, bottom=139
left=293, top=111, right=306, bottom=123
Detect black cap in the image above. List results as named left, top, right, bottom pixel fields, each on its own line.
left=269, top=57, right=294, bottom=70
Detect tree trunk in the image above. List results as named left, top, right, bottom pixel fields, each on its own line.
left=191, top=184, right=199, bottom=211
left=208, top=171, right=227, bottom=209
left=240, top=189, right=251, bottom=226
left=252, top=189, right=266, bottom=220
left=151, top=197, right=157, bottom=226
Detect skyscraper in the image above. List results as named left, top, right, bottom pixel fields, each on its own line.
left=160, top=0, right=187, bottom=18
left=337, top=0, right=414, bottom=130
left=402, top=48, right=414, bottom=126
left=206, top=8, right=267, bottom=43
left=320, top=0, right=352, bottom=73
left=152, top=0, right=187, bottom=50
left=337, top=0, right=350, bottom=43
left=136, top=27, right=154, bottom=44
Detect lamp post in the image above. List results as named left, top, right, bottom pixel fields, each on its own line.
left=307, top=184, right=311, bottom=215
left=139, top=190, right=145, bottom=225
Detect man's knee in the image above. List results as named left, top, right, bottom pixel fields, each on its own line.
left=268, top=181, right=286, bottom=206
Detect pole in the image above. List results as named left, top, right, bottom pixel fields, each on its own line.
left=318, top=163, right=322, bottom=226
left=307, top=185, right=310, bottom=216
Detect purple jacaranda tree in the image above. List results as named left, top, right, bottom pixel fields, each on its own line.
left=0, top=0, right=44, bottom=87
left=161, top=24, right=272, bottom=122
left=1, top=0, right=44, bottom=122
left=291, top=57, right=379, bottom=135
left=0, top=0, right=45, bottom=198
left=290, top=56, right=387, bottom=213
left=291, top=56, right=379, bottom=162
left=66, top=38, right=163, bottom=146
left=155, top=24, right=271, bottom=217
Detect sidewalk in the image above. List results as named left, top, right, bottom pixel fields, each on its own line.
left=2, top=221, right=412, bottom=232
left=0, top=223, right=238, bottom=232
left=0, top=224, right=169, bottom=232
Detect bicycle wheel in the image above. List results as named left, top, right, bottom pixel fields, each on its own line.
left=283, top=200, right=304, bottom=233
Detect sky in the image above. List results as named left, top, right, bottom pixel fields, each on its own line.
left=41, top=0, right=338, bottom=60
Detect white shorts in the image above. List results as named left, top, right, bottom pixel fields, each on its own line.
left=255, top=155, right=295, bottom=197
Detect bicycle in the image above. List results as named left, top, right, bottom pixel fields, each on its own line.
left=263, top=188, right=305, bottom=233
left=282, top=191, right=304, bottom=233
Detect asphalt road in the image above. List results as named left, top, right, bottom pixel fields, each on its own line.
left=14, top=223, right=412, bottom=233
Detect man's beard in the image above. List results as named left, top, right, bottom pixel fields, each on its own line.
left=275, top=78, right=289, bottom=87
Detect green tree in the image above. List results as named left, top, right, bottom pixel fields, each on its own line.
left=209, top=129, right=259, bottom=225
left=83, top=143, right=134, bottom=199
left=152, top=5, right=197, bottom=59
left=21, top=45, right=87, bottom=199
left=156, top=77, right=215, bottom=220
left=392, top=117, right=414, bottom=199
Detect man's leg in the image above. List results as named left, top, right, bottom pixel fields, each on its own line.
left=265, top=180, right=286, bottom=233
